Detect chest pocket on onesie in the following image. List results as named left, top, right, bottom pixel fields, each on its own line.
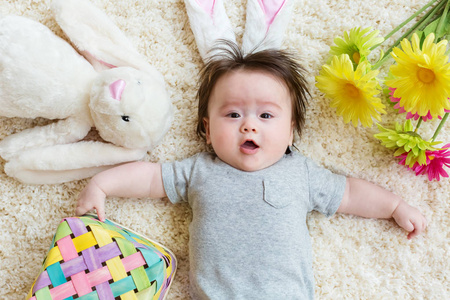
left=262, top=180, right=293, bottom=209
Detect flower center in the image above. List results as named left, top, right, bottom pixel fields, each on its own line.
left=352, top=52, right=361, bottom=64
left=344, top=83, right=360, bottom=98
left=417, top=67, right=435, bottom=83
left=429, top=155, right=435, bottom=161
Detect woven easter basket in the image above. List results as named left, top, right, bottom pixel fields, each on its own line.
left=27, top=214, right=177, bottom=300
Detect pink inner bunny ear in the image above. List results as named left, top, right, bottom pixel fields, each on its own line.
left=109, top=80, right=126, bottom=101
left=258, top=0, right=286, bottom=28
left=83, top=51, right=117, bottom=69
left=196, top=0, right=216, bottom=17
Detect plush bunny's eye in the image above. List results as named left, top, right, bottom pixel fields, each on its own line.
left=121, top=115, right=130, bottom=122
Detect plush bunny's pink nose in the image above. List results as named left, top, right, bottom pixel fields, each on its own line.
left=109, top=79, right=126, bottom=101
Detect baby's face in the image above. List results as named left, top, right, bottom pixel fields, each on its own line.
left=203, top=69, right=294, bottom=171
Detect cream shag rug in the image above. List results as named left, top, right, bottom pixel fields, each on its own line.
left=0, top=0, right=448, bottom=299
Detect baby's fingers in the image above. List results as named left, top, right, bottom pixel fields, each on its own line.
left=407, top=226, right=422, bottom=239
left=95, top=206, right=106, bottom=222
left=75, top=204, right=89, bottom=216
left=407, top=216, right=427, bottom=239
left=76, top=180, right=107, bottom=221
left=76, top=200, right=105, bottom=222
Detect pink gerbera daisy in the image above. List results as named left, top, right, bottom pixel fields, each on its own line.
left=388, top=87, right=449, bottom=121
left=399, top=144, right=450, bottom=181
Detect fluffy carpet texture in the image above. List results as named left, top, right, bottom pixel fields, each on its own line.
left=0, top=0, right=448, bottom=299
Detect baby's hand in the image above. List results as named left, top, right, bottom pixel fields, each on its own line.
left=76, top=179, right=107, bottom=222
left=392, top=200, right=427, bottom=239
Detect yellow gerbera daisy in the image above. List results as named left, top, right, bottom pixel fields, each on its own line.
left=386, top=33, right=450, bottom=118
left=316, top=54, right=386, bottom=127
left=329, top=27, right=384, bottom=66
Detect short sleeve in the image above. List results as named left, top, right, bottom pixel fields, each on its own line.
left=305, top=158, right=346, bottom=217
left=161, top=154, right=199, bottom=204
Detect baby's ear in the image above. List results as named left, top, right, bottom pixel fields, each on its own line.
left=289, top=121, right=295, bottom=146
left=203, top=117, right=211, bottom=145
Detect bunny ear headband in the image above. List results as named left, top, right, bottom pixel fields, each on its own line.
left=184, top=0, right=294, bottom=62
left=0, top=0, right=173, bottom=184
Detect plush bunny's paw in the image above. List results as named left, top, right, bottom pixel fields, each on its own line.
left=0, top=117, right=92, bottom=161
left=4, top=142, right=148, bottom=184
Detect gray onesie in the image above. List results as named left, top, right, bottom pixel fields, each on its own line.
left=162, top=151, right=346, bottom=299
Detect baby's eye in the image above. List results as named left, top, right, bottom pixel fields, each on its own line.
left=121, top=115, right=130, bottom=122
left=228, top=112, right=241, bottom=118
left=260, top=113, right=273, bottom=119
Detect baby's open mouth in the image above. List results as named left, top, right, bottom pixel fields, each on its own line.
left=241, top=140, right=259, bottom=150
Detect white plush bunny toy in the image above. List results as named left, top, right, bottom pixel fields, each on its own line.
left=0, top=0, right=173, bottom=184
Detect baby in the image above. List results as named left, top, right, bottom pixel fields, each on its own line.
left=77, top=42, right=427, bottom=299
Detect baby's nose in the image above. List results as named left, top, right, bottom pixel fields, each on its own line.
left=241, top=120, right=257, bottom=133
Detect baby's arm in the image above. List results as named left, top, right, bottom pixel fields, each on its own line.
left=76, top=162, right=166, bottom=221
left=337, top=178, right=427, bottom=239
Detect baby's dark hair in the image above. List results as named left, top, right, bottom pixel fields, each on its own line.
left=196, top=40, right=310, bottom=141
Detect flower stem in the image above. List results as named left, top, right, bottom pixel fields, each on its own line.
left=383, top=0, right=439, bottom=42
left=372, top=0, right=446, bottom=69
left=416, top=0, right=448, bottom=31
left=415, top=118, right=423, bottom=133
left=432, top=112, right=449, bottom=141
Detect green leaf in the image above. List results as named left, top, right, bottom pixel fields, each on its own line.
left=423, top=17, right=439, bottom=36
left=422, top=6, right=450, bottom=40
left=415, top=30, right=425, bottom=41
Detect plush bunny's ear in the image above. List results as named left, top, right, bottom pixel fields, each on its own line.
left=184, top=0, right=237, bottom=62
left=242, top=0, right=294, bottom=53
left=51, top=0, right=163, bottom=81
left=4, top=142, right=148, bottom=184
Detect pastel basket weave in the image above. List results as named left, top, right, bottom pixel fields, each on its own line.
left=27, top=215, right=177, bottom=300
